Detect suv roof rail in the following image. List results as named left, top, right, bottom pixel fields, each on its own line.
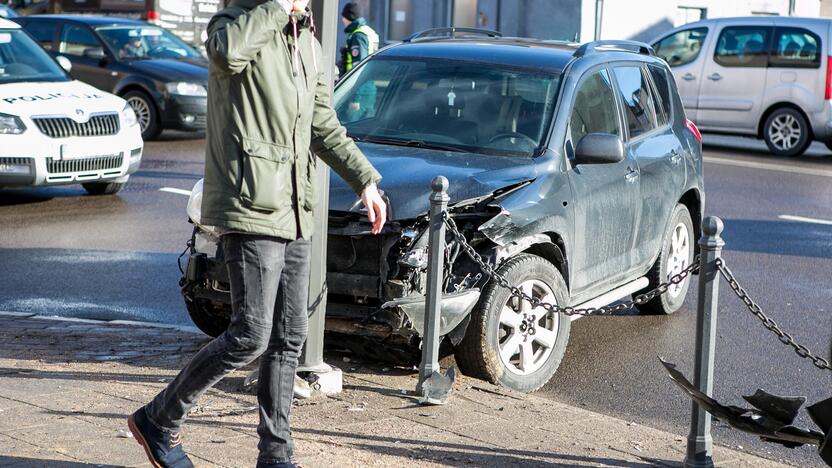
left=573, top=40, right=655, bottom=58
left=404, top=27, right=502, bottom=42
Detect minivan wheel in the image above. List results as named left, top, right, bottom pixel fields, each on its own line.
left=124, top=90, right=161, bottom=140
left=635, top=204, right=694, bottom=315
left=763, top=108, right=811, bottom=157
left=454, top=254, right=570, bottom=393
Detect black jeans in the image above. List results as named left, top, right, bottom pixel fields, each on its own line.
left=145, top=234, right=310, bottom=463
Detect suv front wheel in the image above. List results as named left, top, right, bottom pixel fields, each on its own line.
left=455, top=254, right=570, bottom=393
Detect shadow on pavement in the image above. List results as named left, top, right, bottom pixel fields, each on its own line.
left=722, top=218, right=832, bottom=260
left=0, top=457, right=122, bottom=468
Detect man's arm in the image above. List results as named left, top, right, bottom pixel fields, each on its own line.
left=350, top=32, right=370, bottom=63
left=205, top=2, right=290, bottom=74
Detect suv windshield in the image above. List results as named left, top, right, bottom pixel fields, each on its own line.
left=334, top=58, right=561, bottom=156
left=0, top=29, right=68, bottom=84
left=96, top=26, right=201, bottom=60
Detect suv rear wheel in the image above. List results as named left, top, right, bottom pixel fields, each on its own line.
left=455, top=254, right=570, bottom=393
left=763, top=107, right=811, bottom=157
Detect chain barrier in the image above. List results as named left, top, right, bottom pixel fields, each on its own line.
left=442, top=212, right=699, bottom=316
left=440, top=210, right=831, bottom=372
left=715, top=259, right=831, bottom=371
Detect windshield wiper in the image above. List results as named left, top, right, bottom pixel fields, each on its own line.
left=358, top=135, right=467, bottom=153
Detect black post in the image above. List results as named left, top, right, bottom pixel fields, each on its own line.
left=416, top=176, right=449, bottom=393
left=684, top=216, right=724, bottom=468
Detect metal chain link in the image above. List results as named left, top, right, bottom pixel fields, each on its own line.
left=442, top=212, right=699, bottom=317
left=715, top=258, right=831, bottom=371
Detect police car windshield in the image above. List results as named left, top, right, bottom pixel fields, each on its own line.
left=96, top=26, right=201, bottom=60
left=334, top=57, right=561, bottom=157
left=0, top=30, right=68, bottom=84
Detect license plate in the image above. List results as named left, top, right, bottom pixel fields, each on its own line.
left=59, top=143, right=86, bottom=160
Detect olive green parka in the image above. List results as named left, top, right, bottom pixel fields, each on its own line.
left=201, top=0, right=381, bottom=240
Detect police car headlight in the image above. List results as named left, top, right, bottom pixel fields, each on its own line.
left=121, top=104, right=138, bottom=128
left=0, top=113, right=26, bottom=135
left=166, top=82, right=207, bottom=97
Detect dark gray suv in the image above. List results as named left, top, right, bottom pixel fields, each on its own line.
left=180, top=30, right=705, bottom=393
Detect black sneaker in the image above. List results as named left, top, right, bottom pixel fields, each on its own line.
left=255, top=461, right=300, bottom=468
left=127, top=407, right=194, bottom=468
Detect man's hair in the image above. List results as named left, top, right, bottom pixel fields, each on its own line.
left=341, top=2, right=362, bottom=21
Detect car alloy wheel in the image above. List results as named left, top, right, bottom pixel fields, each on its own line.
left=127, top=95, right=152, bottom=133
left=768, top=113, right=802, bottom=152
left=498, top=279, right=560, bottom=376
left=665, top=222, right=690, bottom=299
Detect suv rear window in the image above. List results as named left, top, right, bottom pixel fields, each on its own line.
left=647, top=64, right=672, bottom=126
left=613, top=66, right=659, bottom=138
left=714, top=26, right=770, bottom=68
left=769, top=27, right=821, bottom=68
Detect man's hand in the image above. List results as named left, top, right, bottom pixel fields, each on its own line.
left=292, top=0, right=309, bottom=12
left=361, top=183, right=386, bottom=235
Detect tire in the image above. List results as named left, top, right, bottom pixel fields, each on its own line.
left=185, top=296, right=230, bottom=337
left=763, top=107, right=811, bottom=157
left=635, top=204, right=695, bottom=315
left=82, top=181, right=126, bottom=195
left=454, top=254, right=571, bottom=393
left=824, top=141, right=832, bottom=153
left=123, top=90, right=161, bottom=140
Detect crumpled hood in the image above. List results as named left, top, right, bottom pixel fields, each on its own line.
left=0, top=80, right=125, bottom=117
left=328, top=143, right=542, bottom=220
left=125, top=58, right=208, bottom=83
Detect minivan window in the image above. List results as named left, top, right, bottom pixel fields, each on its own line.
left=613, top=66, right=659, bottom=139
left=647, top=64, right=672, bottom=126
left=569, top=69, right=620, bottom=147
left=770, top=27, right=821, bottom=68
left=653, top=28, right=708, bottom=67
left=59, top=24, right=100, bottom=57
left=23, top=21, right=57, bottom=50
left=714, top=26, right=770, bottom=68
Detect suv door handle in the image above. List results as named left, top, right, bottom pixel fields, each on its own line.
left=625, top=168, right=639, bottom=183
left=682, top=73, right=696, bottom=81
left=670, top=149, right=682, bottom=165
left=707, top=73, right=723, bottom=81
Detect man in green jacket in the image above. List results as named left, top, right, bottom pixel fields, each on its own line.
left=127, top=1, right=386, bottom=467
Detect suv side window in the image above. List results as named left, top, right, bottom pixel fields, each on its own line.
left=23, top=21, right=58, bottom=51
left=769, top=27, right=821, bottom=68
left=59, top=24, right=100, bottom=57
left=647, top=64, right=672, bottom=126
left=653, top=28, right=708, bottom=67
left=714, top=26, right=771, bottom=68
left=613, top=65, right=659, bottom=138
left=569, top=68, right=620, bottom=147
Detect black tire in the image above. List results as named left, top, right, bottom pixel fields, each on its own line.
left=635, top=204, right=695, bottom=315
left=763, top=107, right=811, bottom=157
left=454, top=254, right=571, bottom=393
left=824, top=141, right=832, bottom=153
left=185, top=296, right=230, bottom=337
left=82, top=181, right=126, bottom=195
left=123, top=90, right=161, bottom=140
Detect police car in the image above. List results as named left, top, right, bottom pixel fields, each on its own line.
left=0, top=18, right=143, bottom=195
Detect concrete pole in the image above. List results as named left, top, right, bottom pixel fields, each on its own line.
left=298, top=0, right=341, bottom=395
left=684, top=216, right=724, bottom=468
left=416, top=176, right=449, bottom=393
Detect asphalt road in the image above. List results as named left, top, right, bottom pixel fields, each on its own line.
left=1, top=133, right=830, bottom=466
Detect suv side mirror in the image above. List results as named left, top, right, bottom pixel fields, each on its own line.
left=574, top=133, right=625, bottom=165
left=83, top=47, right=107, bottom=61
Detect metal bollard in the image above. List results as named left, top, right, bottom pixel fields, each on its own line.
left=684, top=216, right=725, bottom=468
left=416, top=176, right=449, bottom=394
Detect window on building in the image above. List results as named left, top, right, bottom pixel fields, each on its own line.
left=387, top=0, right=413, bottom=42
left=674, top=7, right=706, bottom=27
left=647, top=64, right=672, bottom=126
left=59, top=24, right=100, bottom=57
left=570, top=69, right=620, bottom=147
left=769, top=27, right=821, bottom=68
left=714, top=26, right=771, bottom=68
left=23, top=22, right=57, bottom=50
left=613, top=66, right=659, bottom=139
left=653, top=28, right=708, bottom=67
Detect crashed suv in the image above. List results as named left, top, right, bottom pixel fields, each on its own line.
left=181, top=31, right=704, bottom=393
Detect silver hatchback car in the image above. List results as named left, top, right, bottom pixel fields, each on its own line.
left=652, top=16, right=832, bottom=156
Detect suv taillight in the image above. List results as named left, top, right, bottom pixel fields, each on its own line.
left=147, top=10, right=161, bottom=21
left=685, top=119, right=702, bottom=144
left=826, top=56, right=832, bottom=100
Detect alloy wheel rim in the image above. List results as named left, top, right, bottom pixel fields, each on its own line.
left=498, top=279, right=559, bottom=376
left=665, top=222, right=690, bottom=298
left=127, top=96, right=151, bottom=133
left=768, top=114, right=801, bottom=151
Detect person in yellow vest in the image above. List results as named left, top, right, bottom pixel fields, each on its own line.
left=339, top=2, right=379, bottom=122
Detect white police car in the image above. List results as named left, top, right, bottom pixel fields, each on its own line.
left=0, top=18, right=143, bottom=195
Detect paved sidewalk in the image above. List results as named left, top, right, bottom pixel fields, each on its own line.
left=0, top=312, right=802, bottom=467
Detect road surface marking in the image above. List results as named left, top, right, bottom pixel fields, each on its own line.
left=778, top=214, right=832, bottom=226
left=159, top=187, right=192, bottom=196
left=704, top=156, right=832, bottom=178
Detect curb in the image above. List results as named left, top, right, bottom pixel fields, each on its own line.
left=0, top=310, right=203, bottom=335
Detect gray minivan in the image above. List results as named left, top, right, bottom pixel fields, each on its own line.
left=652, top=16, right=832, bottom=156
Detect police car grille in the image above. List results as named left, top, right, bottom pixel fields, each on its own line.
left=46, top=154, right=123, bottom=174
left=33, top=114, right=120, bottom=138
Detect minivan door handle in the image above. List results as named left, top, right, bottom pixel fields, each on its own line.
left=707, top=73, right=723, bottom=81
left=682, top=73, right=696, bottom=81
